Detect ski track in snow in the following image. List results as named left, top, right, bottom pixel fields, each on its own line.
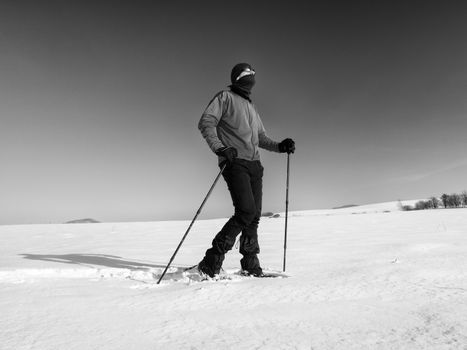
left=1, top=204, right=467, bottom=349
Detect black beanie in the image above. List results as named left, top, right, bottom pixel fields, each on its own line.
left=230, top=63, right=252, bottom=84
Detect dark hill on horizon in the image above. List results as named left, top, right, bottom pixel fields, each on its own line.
left=332, top=204, right=359, bottom=210
left=65, top=218, right=100, bottom=224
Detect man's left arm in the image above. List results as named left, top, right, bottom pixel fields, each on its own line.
left=257, top=116, right=280, bottom=152
left=257, top=114, right=295, bottom=154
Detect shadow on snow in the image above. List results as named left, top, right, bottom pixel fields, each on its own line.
left=19, top=253, right=189, bottom=274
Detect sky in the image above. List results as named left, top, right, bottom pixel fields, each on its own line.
left=1, top=0, right=466, bottom=225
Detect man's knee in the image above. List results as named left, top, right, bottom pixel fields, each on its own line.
left=235, top=208, right=256, bottom=227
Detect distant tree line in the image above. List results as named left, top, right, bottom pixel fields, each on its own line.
left=400, top=191, right=467, bottom=211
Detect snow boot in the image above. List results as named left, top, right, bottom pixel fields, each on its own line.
left=197, top=260, right=217, bottom=278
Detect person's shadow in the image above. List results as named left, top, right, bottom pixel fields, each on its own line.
left=19, top=253, right=178, bottom=273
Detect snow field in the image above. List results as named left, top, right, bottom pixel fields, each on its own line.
left=1, top=204, right=467, bottom=349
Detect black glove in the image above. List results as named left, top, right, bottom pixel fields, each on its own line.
left=215, top=146, right=238, bottom=164
left=278, top=138, right=295, bottom=154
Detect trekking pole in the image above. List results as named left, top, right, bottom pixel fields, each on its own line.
left=157, top=164, right=227, bottom=284
left=283, top=153, right=290, bottom=272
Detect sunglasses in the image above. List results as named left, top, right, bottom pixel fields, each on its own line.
left=236, top=68, right=256, bottom=81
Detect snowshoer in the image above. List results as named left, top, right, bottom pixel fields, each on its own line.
left=197, top=63, right=295, bottom=277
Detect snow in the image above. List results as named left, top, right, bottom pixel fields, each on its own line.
left=1, top=202, right=467, bottom=349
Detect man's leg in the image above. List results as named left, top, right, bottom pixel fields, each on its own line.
left=199, top=161, right=257, bottom=277
left=240, top=161, right=263, bottom=275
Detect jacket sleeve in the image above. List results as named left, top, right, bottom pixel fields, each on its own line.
left=257, top=114, right=280, bottom=153
left=198, top=92, right=226, bottom=153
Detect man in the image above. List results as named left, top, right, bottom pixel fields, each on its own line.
left=197, top=63, right=295, bottom=277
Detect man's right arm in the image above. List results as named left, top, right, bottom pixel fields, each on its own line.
left=198, top=92, right=226, bottom=153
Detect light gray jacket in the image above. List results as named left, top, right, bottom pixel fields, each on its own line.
left=198, top=90, right=279, bottom=163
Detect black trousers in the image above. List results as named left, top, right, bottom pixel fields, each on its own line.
left=201, top=159, right=263, bottom=275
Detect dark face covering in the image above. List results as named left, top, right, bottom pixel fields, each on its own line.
left=237, top=74, right=256, bottom=91
left=229, top=74, right=256, bottom=102
left=230, top=75, right=255, bottom=101
left=229, top=63, right=256, bottom=101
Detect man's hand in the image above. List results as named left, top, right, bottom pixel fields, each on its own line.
left=215, top=147, right=238, bottom=164
left=279, top=138, right=296, bottom=154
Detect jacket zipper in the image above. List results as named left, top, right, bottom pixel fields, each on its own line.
left=246, top=101, right=256, bottom=160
